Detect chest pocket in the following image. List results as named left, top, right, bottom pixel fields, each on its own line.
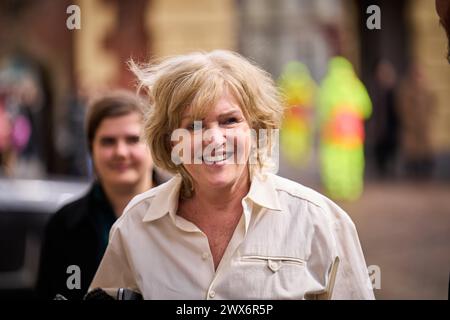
left=230, top=255, right=323, bottom=299
left=241, top=255, right=305, bottom=273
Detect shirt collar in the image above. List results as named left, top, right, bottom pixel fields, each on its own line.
left=245, top=173, right=282, bottom=212
left=143, top=174, right=182, bottom=223
left=142, top=172, right=282, bottom=223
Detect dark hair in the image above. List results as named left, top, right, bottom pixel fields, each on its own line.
left=86, top=90, right=147, bottom=153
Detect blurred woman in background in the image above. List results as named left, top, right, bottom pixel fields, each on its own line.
left=36, top=90, right=158, bottom=299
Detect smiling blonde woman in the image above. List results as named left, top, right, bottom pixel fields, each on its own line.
left=89, top=50, right=374, bottom=300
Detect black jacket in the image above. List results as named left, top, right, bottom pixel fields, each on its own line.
left=36, top=170, right=164, bottom=300
left=36, top=182, right=116, bottom=300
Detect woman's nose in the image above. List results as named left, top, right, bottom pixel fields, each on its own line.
left=202, top=126, right=226, bottom=147
left=114, top=140, right=128, bottom=157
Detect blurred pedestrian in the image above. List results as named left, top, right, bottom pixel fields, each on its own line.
left=368, top=59, right=400, bottom=178
left=88, top=50, right=374, bottom=299
left=0, top=68, right=36, bottom=177
left=396, top=64, right=435, bottom=179
left=318, top=57, right=372, bottom=201
left=0, top=96, right=14, bottom=175
left=36, top=90, right=158, bottom=299
left=278, top=61, right=317, bottom=167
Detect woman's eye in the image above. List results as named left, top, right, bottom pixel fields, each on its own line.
left=224, top=117, right=238, bottom=125
left=126, top=136, right=140, bottom=144
left=100, top=138, right=115, bottom=146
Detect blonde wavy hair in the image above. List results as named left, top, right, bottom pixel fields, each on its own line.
left=130, top=50, right=283, bottom=198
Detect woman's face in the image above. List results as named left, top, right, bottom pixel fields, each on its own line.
left=92, top=112, right=153, bottom=191
left=177, top=93, right=252, bottom=191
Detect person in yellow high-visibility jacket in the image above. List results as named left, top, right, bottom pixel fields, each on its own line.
left=278, top=61, right=317, bottom=167
left=318, top=57, right=372, bottom=201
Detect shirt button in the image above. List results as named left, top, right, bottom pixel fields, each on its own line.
left=268, top=260, right=281, bottom=272
left=209, top=290, right=216, bottom=298
left=202, top=252, right=209, bottom=260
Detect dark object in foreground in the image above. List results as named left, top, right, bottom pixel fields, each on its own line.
left=53, top=287, right=143, bottom=300
left=83, top=288, right=142, bottom=300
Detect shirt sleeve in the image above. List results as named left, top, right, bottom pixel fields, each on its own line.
left=325, top=203, right=375, bottom=300
left=88, top=224, right=139, bottom=298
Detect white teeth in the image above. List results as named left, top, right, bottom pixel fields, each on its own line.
left=203, top=153, right=232, bottom=163
left=204, top=154, right=225, bottom=162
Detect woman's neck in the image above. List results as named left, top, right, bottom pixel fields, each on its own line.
left=181, top=171, right=251, bottom=222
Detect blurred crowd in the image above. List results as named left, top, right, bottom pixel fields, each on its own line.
left=278, top=57, right=436, bottom=199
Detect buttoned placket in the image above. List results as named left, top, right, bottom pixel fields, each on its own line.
left=166, top=194, right=256, bottom=300
left=205, top=199, right=254, bottom=300
left=169, top=208, right=247, bottom=299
